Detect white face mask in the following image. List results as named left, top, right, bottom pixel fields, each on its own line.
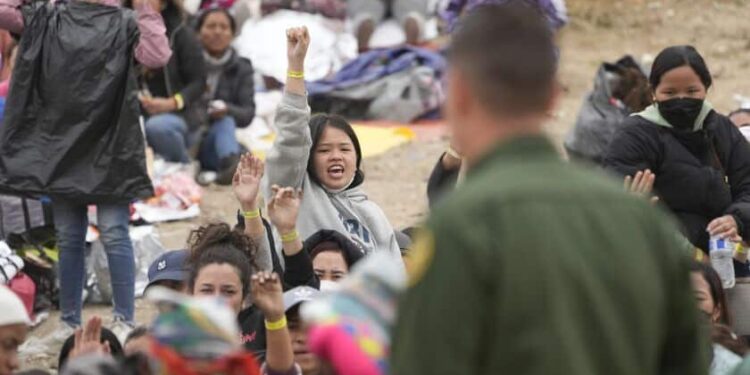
left=319, top=280, right=342, bottom=292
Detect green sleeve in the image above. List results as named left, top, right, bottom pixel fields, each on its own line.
left=391, top=212, right=490, bottom=375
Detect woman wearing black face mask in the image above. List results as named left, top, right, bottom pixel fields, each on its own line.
left=605, top=45, right=750, bottom=254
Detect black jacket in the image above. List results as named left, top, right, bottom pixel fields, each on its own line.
left=142, top=6, right=207, bottom=130
left=283, top=229, right=364, bottom=289
left=604, top=111, right=750, bottom=250
left=212, top=49, right=256, bottom=128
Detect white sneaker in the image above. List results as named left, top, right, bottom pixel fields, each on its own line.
left=20, top=323, right=76, bottom=357
left=109, top=318, right=134, bottom=346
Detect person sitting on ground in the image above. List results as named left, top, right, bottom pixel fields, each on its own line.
left=605, top=45, right=750, bottom=253
left=347, top=0, right=431, bottom=52
left=193, top=7, right=256, bottom=185
left=0, top=285, right=30, bottom=375
left=58, top=317, right=125, bottom=371
left=146, top=249, right=190, bottom=293
left=690, top=262, right=747, bottom=374
left=265, top=27, right=402, bottom=263
left=251, top=272, right=321, bottom=375
left=135, top=0, right=209, bottom=170
left=265, top=185, right=363, bottom=289
left=123, top=326, right=150, bottom=356
left=185, top=221, right=269, bottom=359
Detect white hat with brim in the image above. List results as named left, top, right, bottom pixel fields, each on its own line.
left=0, top=285, right=31, bottom=326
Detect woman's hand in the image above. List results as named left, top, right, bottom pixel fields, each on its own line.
left=140, top=97, right=177, bottom=115
left=251, top=272, right=285, bottom=322
left=286, top=26, right=310, bottom=72
left=233, top=153, right=265, bottom=211
left=708, top=215, right=742, bottom=242
left=624, top=169, right=659, bottom=205
left=267, top=185, right=302, bottom=234
left=69, top=316, right=110, bottom=360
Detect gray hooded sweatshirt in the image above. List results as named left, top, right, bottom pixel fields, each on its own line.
left=263, top=92, right=403, bottom=265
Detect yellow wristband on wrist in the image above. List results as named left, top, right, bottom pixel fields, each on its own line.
left=242, top=209, right=260, bottom=219
left=173, top=93, right=185, bottom=110
left=695, top=249, right=705, bottom=262
left=265, top=316, right=287, bottom=331
left=446, top=146, right=462, bottom=159
left=281, top=230, right=299, bottom=243
left=287, top=70, right=304, bottom=79
left=737, top=243, right=747, bottom=255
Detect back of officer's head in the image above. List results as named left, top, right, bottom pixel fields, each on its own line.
left=445, top=3, right=558, bottom=158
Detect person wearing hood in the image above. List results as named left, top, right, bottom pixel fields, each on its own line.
left=263, top=27, right=402, bottom=265
left=194, top=7, right=255, bottom=185
left=605, top=46, right=750, bottom=253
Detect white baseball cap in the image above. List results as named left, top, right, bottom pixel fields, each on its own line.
left=0, top=285, right=30, bottom=326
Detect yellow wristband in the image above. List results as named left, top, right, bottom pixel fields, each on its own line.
left=446, top=146, right=461, bottom=159
left=287, top=70, right=305, bottom=79
left=737, top=243, right=747, bottom=255
left=265, top=316, right=287, bottom=331
left=695, top=249, right=705, bottom=262
left=281, top=230, right=299, bottom=243
left=174, top=93, right=185, bottom=110
left=242, top=209, right=260, bottom=219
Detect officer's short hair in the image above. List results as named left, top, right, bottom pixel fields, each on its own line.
left=448, top=2, right=558, bottom=117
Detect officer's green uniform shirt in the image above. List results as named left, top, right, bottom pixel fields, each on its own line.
left=392, top=136, right=708, bottom=375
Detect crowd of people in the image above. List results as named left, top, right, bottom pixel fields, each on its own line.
left=0, top=0, right=749, bottom=374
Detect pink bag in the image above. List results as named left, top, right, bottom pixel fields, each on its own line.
left=8, top=273, right=35, bottom=320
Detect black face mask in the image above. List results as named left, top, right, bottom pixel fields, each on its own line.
left=657, top=97, right=705, bottom=131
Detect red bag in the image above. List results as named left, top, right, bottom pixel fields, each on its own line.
left=8, top=272, right=35, bottom=320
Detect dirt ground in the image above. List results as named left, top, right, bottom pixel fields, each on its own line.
left=20, top=0, right=750, bottom=371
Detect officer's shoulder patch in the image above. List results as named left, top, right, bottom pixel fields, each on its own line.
left=406, top=228, right=435, bottom=287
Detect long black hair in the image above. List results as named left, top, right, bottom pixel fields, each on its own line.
left=307, top=114, right=364, bottom=189
left=649, top=45, right=712, bottom=90
left=690, top=261, right=731, bottom=326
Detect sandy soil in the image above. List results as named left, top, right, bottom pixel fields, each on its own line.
left=19, top=0, right=750, bottom=371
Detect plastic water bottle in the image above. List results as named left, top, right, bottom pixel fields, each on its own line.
left=710, top=236, right=736, bottom=289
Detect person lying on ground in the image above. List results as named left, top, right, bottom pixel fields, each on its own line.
left=265, top=26, right=402, bottom=264
left=347, top=0, right=431, bottom=52
left=132, top=0, right=209, bottom=170
left=0, top=0, right=171, bottom=356
left=251, top=272, right=321, bottom=375
left=265, top=185, right=363, bottom=289
left=193, top=7, right=256, bottom=185
left=185, top=222, right=269, bottom=359
left=605, top=45, right=750, bottom=253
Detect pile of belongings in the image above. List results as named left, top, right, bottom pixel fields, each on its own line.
left=307, top=46, right=446, bottom=123
left=133, top=161, right=202, bottom=223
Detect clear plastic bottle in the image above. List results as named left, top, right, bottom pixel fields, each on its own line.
left=710, top=236, right=736, bottom=289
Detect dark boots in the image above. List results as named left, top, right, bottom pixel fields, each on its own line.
left=215, top=153, right=240, bottom=186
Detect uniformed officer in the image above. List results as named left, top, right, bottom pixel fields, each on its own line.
left=391, top=3, right=708, bottom=375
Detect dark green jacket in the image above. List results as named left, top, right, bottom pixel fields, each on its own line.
left=392, top=136, right=708, bottom=375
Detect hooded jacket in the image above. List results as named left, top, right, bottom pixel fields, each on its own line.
left=263, top=92, right=402, bottom=265
left=206, top=48, right=256, bottom=128
left=604, top=106, right=750, bottom=250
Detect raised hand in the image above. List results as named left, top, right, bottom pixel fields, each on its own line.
left=251, top=272, right=285, bottom=322
left=233, top=153, right=265, bottom=211
left=624, top=169, right=658, bottom=205
left=69, top=316, right=111, bottom=360
left=267, top=185, right=303, bottom=234
left=286, top=26, right=310, bottom=71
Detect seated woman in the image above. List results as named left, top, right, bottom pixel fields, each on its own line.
left=265, top=185, right=363, bottom=289
left=137, top=0, right=208, bottom=169
left=264, top=27, right=402, bottom=262
left=605, top=46, right=750, bottom=253
left=194, top=8, right=256, bottom=185
left=690, top=262, right=747, bottom=374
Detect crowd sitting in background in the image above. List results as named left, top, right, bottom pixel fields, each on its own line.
left=4, top=0, right=750, bottom=374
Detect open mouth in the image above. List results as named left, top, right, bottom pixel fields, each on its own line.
left=327, top=165, right=345, bottom=179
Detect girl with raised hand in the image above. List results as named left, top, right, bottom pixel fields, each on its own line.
left=264, top=27, right=402, bottom=264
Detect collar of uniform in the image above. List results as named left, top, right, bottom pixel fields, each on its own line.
left=468, top=135, right=557, bottom=177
